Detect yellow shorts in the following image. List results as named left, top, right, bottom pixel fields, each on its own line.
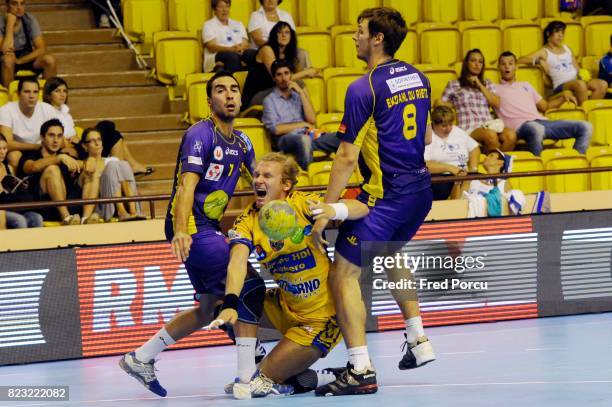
left=263, top=289, right=342, bottom=356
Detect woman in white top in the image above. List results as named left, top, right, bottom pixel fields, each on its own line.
left=425, top=106, right=480, bottom=200
left=518, top=21, right=608, bottom=105
left=248, top=0, right=295, bottom=49
left=202, top=0, right=249, bottom=73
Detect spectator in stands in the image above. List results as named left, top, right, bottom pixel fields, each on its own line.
left=425, top=106, right=480, bottom=200
left=0, top=133, right=43, bottom=228
left=248, top=0, right=295, bottom=49
left=18, top=119, right=98, bottom=225
left=262, top=60, right=339, bottom=170
left=0, top=77, right=57, bottom=168
left=518, top=21, right=608, bottom=105
left=495, top=51, right=592, bottom=156
left=0, top=0, right=57, bottom=88
left=202, top=0, right=249, bottom=73
left=93, top=120, right=153, bottom=176
left=440, top=49, right=517, bottom=153
left=43, top=77, right=77, bottom=143
left=598, top=35, right=612, bottom=98
left=242, top=21, right=319, bottom=109
left=79, top=128, right=144, bottom=222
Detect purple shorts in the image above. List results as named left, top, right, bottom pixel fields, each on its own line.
left=335, top=188, right=433, bottom=267
left=165, top=218, right=229, bottom=296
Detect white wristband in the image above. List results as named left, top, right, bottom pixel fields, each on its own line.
left=329, top=203, right=349, bottom=221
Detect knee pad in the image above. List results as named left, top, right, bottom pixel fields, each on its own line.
left=237, top=275, right=266, bottom=325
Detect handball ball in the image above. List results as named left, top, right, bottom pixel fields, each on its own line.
left=259, top=200, right=298, bottom=241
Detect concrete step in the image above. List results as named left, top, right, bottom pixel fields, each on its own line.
left=123, top=129, right=185, bottom=143
left=75, top=114, right=188, bottom=133
left=60, top=70, right=156, bottom=89
left=28, top=6, right=95, bottom=30
left=55, top=49, right=140, bottom=74
left=48, top=43, right=125, bottom=53
left=44, top=29, right=121, bottom=46
left=69, top=87, right=170, bottom=118
left=138, top=163, right=176, bottom=181
left=128, top=138, right=181, bottom=165
left=29, top=0, right=87, bottom=5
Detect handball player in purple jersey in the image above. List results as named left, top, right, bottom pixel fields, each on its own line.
left=119, top=70, right=257, bottom=397
left=313, top=7, right=436, bottom=397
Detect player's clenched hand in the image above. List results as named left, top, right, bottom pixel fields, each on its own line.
left=216, top=309, right=238, bottom=327
left=307, top=199, right=335, bottom=220
left=171, top=231, right=192, bottom=262
left=311, top=217, right=330, bottom=254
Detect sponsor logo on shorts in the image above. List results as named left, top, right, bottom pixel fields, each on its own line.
left=188, top=156, right=203, bottom=166
left=386, top=73, right=423, bottom=94
left=205, top=163, right=224, bottom=181
left=214, top=146, right=223, bottom=161
left=347, top=235, right=358, bottom=246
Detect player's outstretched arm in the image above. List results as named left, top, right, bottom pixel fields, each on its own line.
left=324, top=141, right=361, bottom=204
left=171, top=172, right=199, bottom=262
left=308, top=199, right=369, bottom=221
left=215, top=244, right=251, bottom=326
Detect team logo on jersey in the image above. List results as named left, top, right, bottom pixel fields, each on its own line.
left=193, top=140, right=203, bottom=154
left=214, top=146, right=224, bottom=161
left=225, top=147, right=239, bottom=156
left=269, top=239, right=285, bottom=252
left=205, top=163, right=224, bottom=181
left=254, top=245, right=267, bottom=261
left=303, top=225, right=313, bottom=237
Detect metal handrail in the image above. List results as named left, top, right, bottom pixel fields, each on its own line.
left=1, top=166, right=611, bottom=218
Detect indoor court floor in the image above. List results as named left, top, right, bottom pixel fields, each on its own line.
left=2, top=312, right=611, bottom=407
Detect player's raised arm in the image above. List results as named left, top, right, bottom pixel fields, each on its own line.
left=171, top=172, right=199, bottom=262
left=308, top=198, right=369, bottom=221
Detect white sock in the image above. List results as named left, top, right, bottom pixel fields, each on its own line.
left=135, top=327, right=176, bottom=362
left=316, top=370, right=337, bottom=386
left=347, top=346, right=371, bottom=371
left=236, top=337, right=257, bottom=383
left=405, top=316, right=425, bottom=345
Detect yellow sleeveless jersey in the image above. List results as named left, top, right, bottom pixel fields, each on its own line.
left=229, top=191, right=335, bottom=322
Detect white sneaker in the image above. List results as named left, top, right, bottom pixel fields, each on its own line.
left=233, top=371, right=293, bottom=399
left=398, top=335, right=436, bottom=370
left=119, top=352, right=167, bottom=397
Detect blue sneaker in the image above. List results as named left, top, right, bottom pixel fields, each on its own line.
left=233, top=371, right=294, bottom=399
left=119, top=352, right=167, bottom=397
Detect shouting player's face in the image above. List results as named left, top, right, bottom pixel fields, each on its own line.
left=208, top=76, right=241, bottom=122
left=252, top=160, right=292, bottom=208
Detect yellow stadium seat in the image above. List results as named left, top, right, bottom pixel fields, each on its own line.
left=501, top=20, right=543, bottom=59
left=580, top=56, right=600, bottom=79
left=580, top=15, right=612, bottom=27
left=583, top=21, right=612, bottom=57
left=234, top=118, right=271, bottom=160
left=463, top=0, right=501, bottom=22
left=415, top=65, right=457, bottom=104
left=332, top=25, right=367, bottom=69
left=543, top=0, right=561, bottom=17
left=324, top=67, right=365, bottom=113
left=234, top=70, right=248, bottom=91
left=153, top=31, right=202, bottom=97
left=299, top=0, right=338, bottom=28
left=582, top=100, right=612, bottom=146
left=339, top=0, right=382, bottom=26
left=452, top=62, right=499, bottom=83
left=590, top=154, right=612, bottom=190
left=185, top=72, right=214, bottom=123
left=516, top=66, right=545, bottom=96
left=544, top=107, right=585, bottom=149
left=279, top=0, right=299, bottom=25
left=586, top=146, right=612, bottom=162
left=504, top=0, right=542, bottom=20
left=296, top=27, right=332, bottom=69
left=296, top=170, right=311, bottom=188
left=459, top=21, right=502, bottom=66
left=383, top=0, right=420, bottom=26
left=308, top=160, right=333, bottom=186
left=422, top=0, right=461, bottom=24
left=302, top=77, right=325, bottom=114
left=417, top=23, right=461, bottom=67
left=539, top=18, right=583, bottom=57
left=8, top=79, right=45, bottom=101
left=506, top=152, right=545, bottom=194
left=316, top=112, right=343, bottom=132
left=541, top=149, right=588, bottom=192
left=228, top=0, right=254, bottom=28
left=123, top=0, right=168, bottom=55
left=395, top=29, right=418, bottom=64
left=168, top=0, right=210, bottom=35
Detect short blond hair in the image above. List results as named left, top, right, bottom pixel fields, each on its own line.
left=259, top=152, right=299, bottom=190
left=431, top=105, right=455, bottom=125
